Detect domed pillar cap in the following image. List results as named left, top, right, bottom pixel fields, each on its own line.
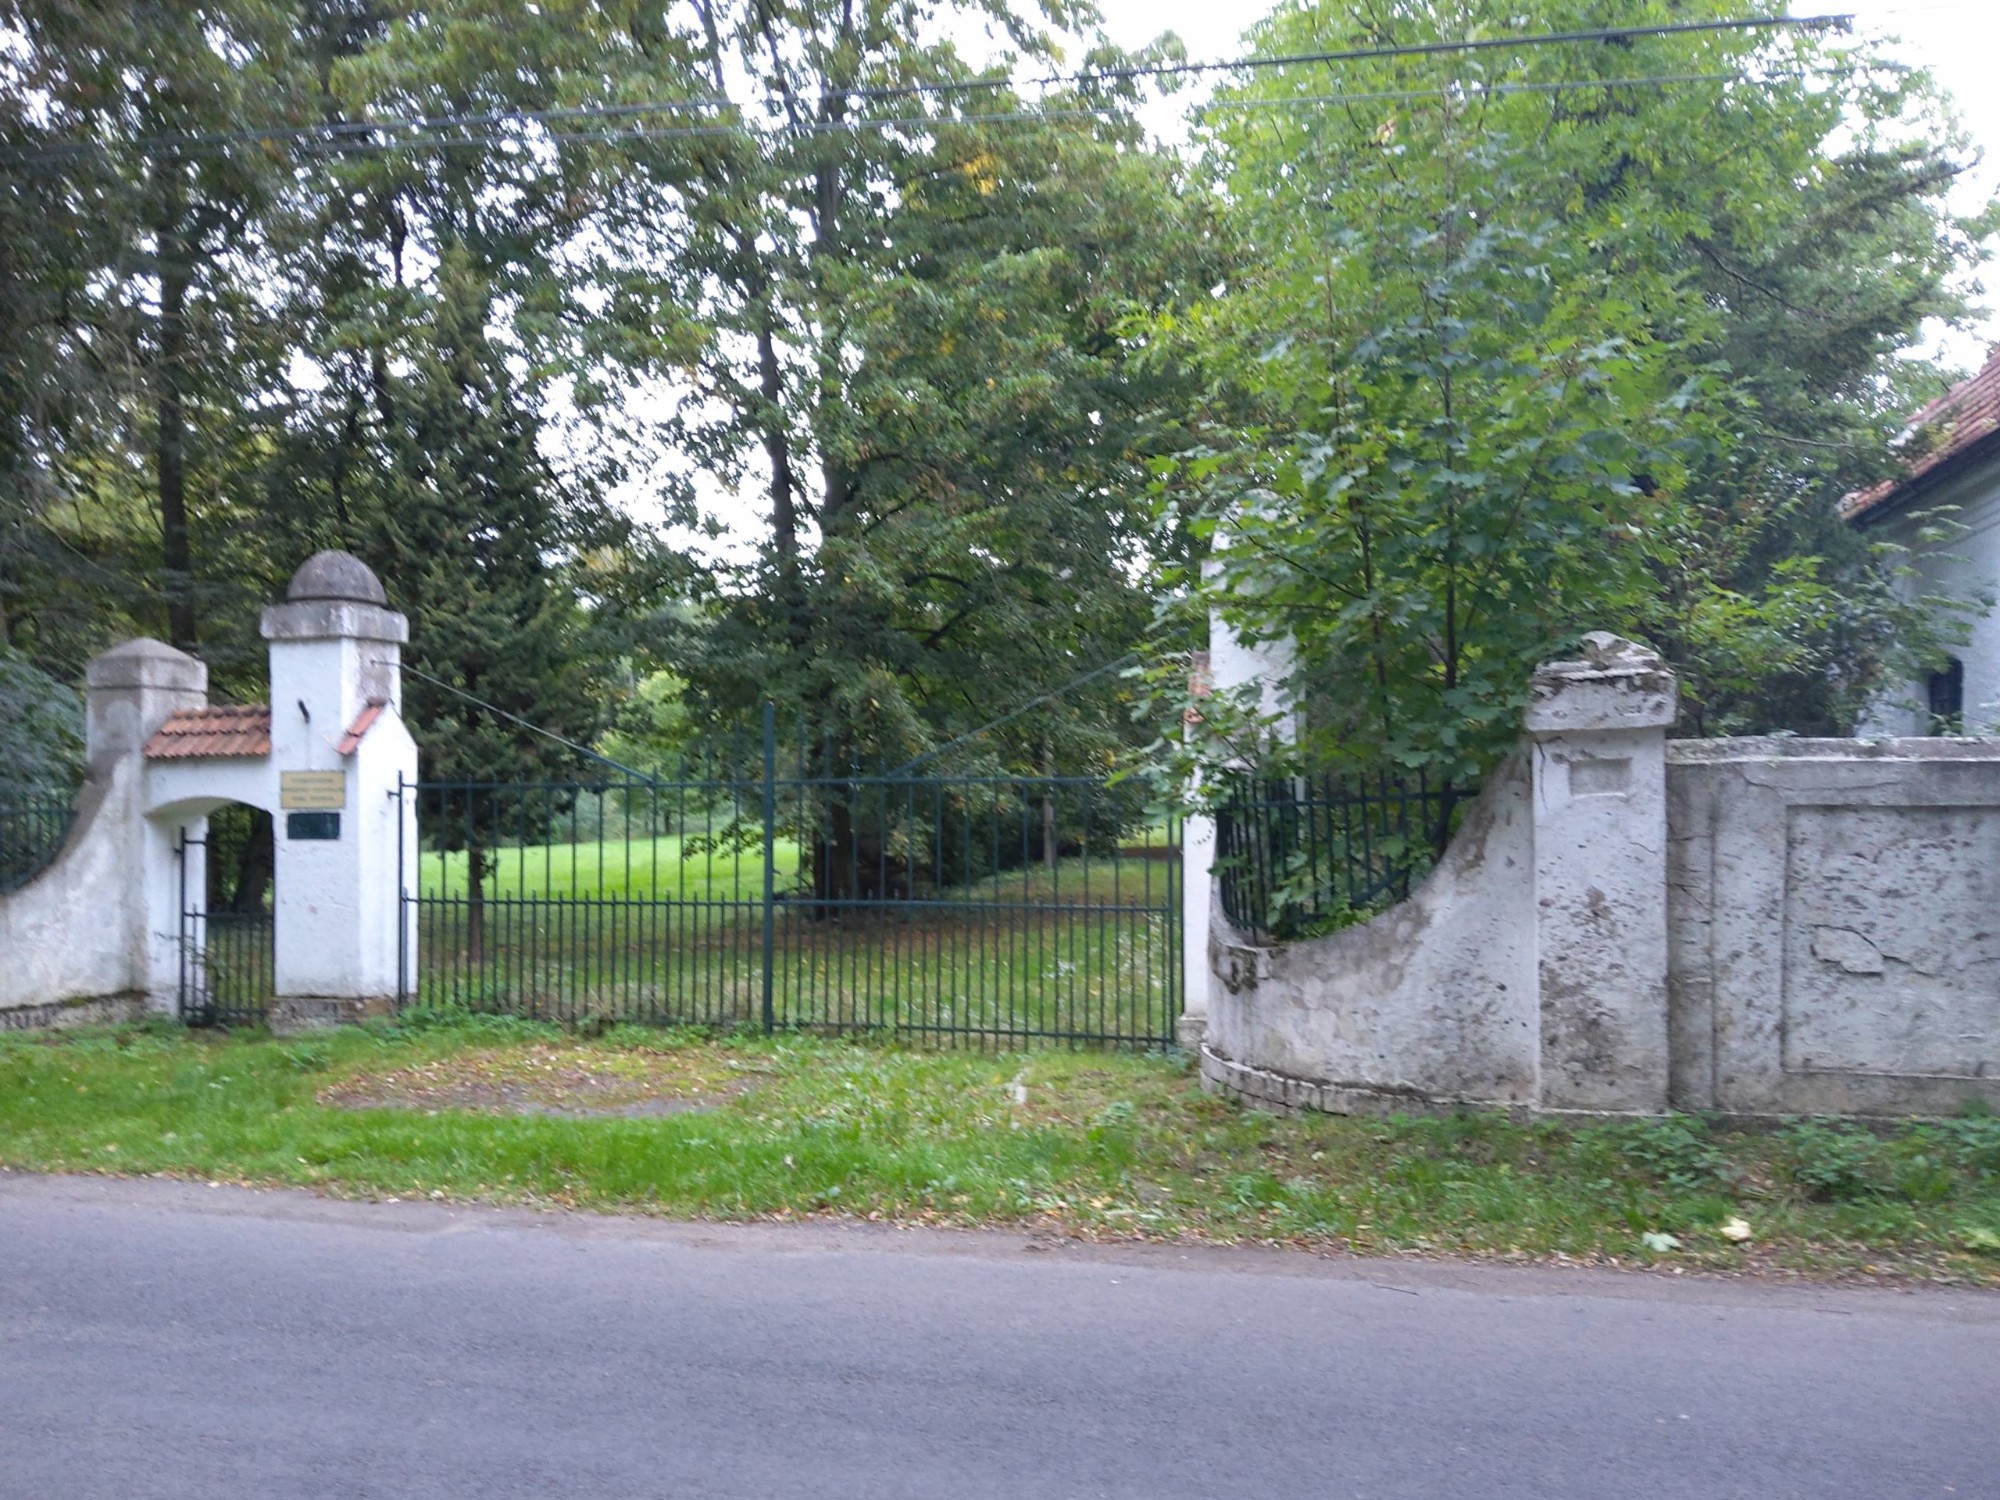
left=286, top=550, right=389, bottom=606
left=262, top=551, right=407, bottom=644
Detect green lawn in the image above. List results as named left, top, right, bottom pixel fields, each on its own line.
left=419, top=835, right=1174, bottom=905
left=422, top=833, right=803, bottom=902
left=405, top=840, right=1182, bottom=1043
left=3, top=1019, right=1997, bottom=1284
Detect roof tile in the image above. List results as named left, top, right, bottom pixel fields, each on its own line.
left=144, top=704, right=272, bottom=760
left=1843, top=346, right=2000, bottom=520
left=335, top=699, right=388, bottom=757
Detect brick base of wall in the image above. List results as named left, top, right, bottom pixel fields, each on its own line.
left=0, top=994, right=146, bottom=1033
left=268, top=995, right=394, bottom=1036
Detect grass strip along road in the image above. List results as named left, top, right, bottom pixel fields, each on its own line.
left=2, top=1015, right=1997, bottom=1285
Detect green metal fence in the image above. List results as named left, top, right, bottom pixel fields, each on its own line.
left=1214, top=768, right=1461, bottom=941
left=0, top=792, right=77, bottom=894
left=399, top=724, right=1181, bottom=1047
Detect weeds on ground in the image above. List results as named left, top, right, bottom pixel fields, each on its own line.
left=1, top=1017, right=1997, bottom=1284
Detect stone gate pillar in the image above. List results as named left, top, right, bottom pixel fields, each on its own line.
left=1525, top=634, right=1677, bottom=1113
left=87, top=640, right=210, bottom=1013
left=260, top=552, right=419, bottom=1030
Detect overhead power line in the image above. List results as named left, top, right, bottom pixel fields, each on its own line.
left=0, top=13, right=1847, bottom=168
left=2, top=67, right=1817, bottom=168
left=394, top=661, right=665, bottom=784
left=1024, top=11, right=1849, bottom=91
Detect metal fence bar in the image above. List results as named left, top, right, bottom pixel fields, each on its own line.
left=0, top=793, right=78, bottom=895
left=760, top=703, right=776, bottom=1036
left=1214, top=768, right=1459, bottom=941
left=395, top=719, right=1183, bottom=1046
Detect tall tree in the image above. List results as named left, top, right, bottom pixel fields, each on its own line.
left=0, top=0, right=306, bottom=658
left=521, top=0, right=1220, bottom=768
left=1169, top=0, right=1991, bottom=794
left=359, top=248, right=631, bottom=950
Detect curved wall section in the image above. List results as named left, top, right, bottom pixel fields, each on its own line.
left=0, top=758, right=149, bottom=1024
left=1201, top=754, right=1539, bottom=1113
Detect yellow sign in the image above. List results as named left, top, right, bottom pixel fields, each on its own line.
left=280, top=770, right=348, bottom=811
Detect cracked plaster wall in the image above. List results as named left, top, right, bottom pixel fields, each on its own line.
left=1667, top=738, right=2000, bottom=1115
left=1204, top=646, right=2000, bottom=1119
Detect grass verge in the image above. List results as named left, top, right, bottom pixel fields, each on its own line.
left=3, top=1017, right=1998, bottom=1285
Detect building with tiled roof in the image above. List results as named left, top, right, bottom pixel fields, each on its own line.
left=1844, top=347, right=2000, bottom=524
left=1848, top=348, right=2000, bottom=736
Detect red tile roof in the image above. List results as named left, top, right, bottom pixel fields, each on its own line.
left=144, top=705, right=272, bottom=760
left=335, top=699, right=388, bottom=757
left=1843, top=347, right=2000, bottom=521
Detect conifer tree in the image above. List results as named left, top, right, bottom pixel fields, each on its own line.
left=362, top=248, right=622, bottom=954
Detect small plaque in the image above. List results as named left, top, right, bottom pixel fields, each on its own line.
left=1569, top=756, right=1632, bottom=798
left=281, top=770, right=347, bottom=810
left=286, top=811, right=341, bottom=842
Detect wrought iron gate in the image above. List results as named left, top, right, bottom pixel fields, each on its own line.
left=396, top=723, right=1181, bottom=1047
left=175, top=821, right=274, bottom=1027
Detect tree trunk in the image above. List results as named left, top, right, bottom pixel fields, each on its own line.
left=226, top=809, right=274, bottom=914
left=466, top=842, right=487, bottom=965
left=155, top=196, right=196, bottom=652
left=811, top=792, right=856, bottom=919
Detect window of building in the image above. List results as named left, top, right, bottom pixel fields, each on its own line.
left=1928, top=656, right=1965, bottom=735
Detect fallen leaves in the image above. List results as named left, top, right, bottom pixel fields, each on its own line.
left=318, top=1043, right=756, bottom=1118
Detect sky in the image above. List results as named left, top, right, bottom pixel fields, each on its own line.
left=1086, top=0, right=2000, bottom=361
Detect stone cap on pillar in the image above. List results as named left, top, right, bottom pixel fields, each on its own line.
left=1525, top=632, right=1678, bottom=735
left=261, top=551, right=408, bottom=644
left=84, top=637, right=207, bottom=694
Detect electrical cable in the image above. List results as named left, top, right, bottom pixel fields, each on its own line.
left=393, top=660, right=666, bottom=786
left=883, top=653, right=1141, bottom=777
left=19, top=67, right=1809, bottom=167
left=0, top=13, right=1848, bottom=168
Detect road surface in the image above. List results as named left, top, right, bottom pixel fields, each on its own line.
left=1, top=1172, right=1994, bottom=1499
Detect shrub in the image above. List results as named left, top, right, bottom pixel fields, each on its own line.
left=1591, top=1116, right=1726, bottom=1193
left=1779, top=1121, right=1882, bottom=1202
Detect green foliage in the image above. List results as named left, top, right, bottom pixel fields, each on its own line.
left=5, top=1025, right=2000, bottom=1280
left=1, top=0, right=1992, bottom=792
left=372, top=1003, right=567, bottom=1046
left=0, top=0, right=311, bottom=669
left=277, top=1039, right=336, bottom=1074
left=1162, top=0, right=1994, bottom=788
left=530, top=0, right=1219, bottom=767
left=1778, top=1120, right=1884, bottom=1202
left=1590, top=1115, right=1729, bottom=1195
left=0, top=647, right=83, bottom=797
left=598, top=670, right=694, bottom=779
left=360, top=250, right=624, bottom=789
left=1914, top=1114, right=2000, bottom=1181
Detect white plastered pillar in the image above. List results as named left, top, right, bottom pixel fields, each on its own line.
left=1185, top=560, right=1300, bottom=1049
left=82, top=640, right=211, bottom=1013
left=1524, top=634, right=1678, bottom=1113
left=260, top=551, right=418, bottom=1031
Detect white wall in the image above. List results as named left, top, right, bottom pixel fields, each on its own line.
left=1181, top=582, right=1299, bottom=1047
left=1202, top=636, right=1678, bottom=1117
left=2, top=554, right=420, bottom=1031
left=1668, top=737, right=2000, bottom=1117
left=1862, top=465, right=2000, bottom=736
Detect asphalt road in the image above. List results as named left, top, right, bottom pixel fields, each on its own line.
left=1, top=1173, right=1995, bottom=1500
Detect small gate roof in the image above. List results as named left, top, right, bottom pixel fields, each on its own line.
left=144, top=705, right=272, bottom=759
left=335, top=698, right=388, bottom=756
